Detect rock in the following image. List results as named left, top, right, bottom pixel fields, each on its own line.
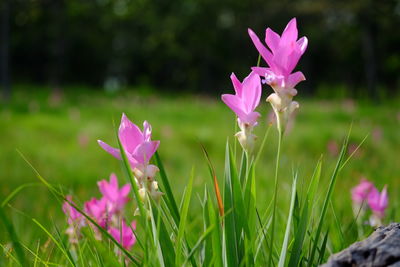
left=321, top=223, right=400, bottom=267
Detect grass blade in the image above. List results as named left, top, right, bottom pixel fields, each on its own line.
left=201, top=144, right=224, bottom=217
left=175, top=167, right=195, bottom=266
left=307, top=136, right=348, bottom=266
left=0, top=206, right=26, bottom=266
left=32, top=218, right=76, bottom=266
left=278, top=173, right=298, bottom=267
left=155, top=151, right=181, bottom=224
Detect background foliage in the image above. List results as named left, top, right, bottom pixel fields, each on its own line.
left=2, top=0, right=400, bottom=97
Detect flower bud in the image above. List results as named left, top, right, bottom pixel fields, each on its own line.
left=139, top=188, right=146, bottom=202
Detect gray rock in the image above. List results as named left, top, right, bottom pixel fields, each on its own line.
left=321, top=223, right=400, bottom=267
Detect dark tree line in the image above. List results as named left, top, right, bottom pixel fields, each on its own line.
left=1, top=0, right=400, bottom=98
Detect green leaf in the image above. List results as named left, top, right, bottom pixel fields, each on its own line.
left=184, top=224, right=215, bottom=265
left=306, top=156, right=323, bottom=207
left=175, top=167, right=195, bottom=266
left=207, top=191, right=223, bottom=267
left=307, top=135, right=348, bottom=267
left=288, top=200, right=309, bottom=267
left=154, top=151, right=180, bottom=225
left=223, top=141, right=239, bottom=267
left=149, top=199, right=176, bottom=266
left=278, top=174, right=298, bottom=267
left=0, top=206, right=26, bottom=266
left=1, top=183, right=42, bottom=207
left=318, top=230, right=330, bottom=265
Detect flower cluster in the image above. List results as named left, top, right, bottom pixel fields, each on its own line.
left=248, top=18, right=308, bottom=134
left=351, top=178, right=389, bottom=226
left=98, top=114, right=162, bottom=206
left=63, top=174, right=136, bottom=250
left=221, top=18, right=308, bottom=152
left=63, top=114, right=162, bottom=253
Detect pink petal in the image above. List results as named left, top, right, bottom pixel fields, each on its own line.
left=264, top=69, right=285, bottom=88
left=119, top=113, right=143, bottom=154
left=297, top=37, right=308, bottom=55
left=274, top=46, right=301, bottom=75
left=98, top=179, right=117, bottom=202
left=230, top=73, right=243, bottom=96
left=120, top=184, right=131, bottom=197
left=241, top=111, right=261, bottom=126
left=380, top=186, right=388, bottom=208
left=221, top=94, right=246, bottom=120
left=265, top=28, right=281, bottom=52
left=287, top=71, right=306, bottom=88
left=251, top=67, right=270, bottom=77
left=109, top=173, right=118, bottom=188
left=98, top=140, right=121, bottom=160
left=132, top=141, right=159, bottom=164
left=281, top=18, right=298, bottom=44
left=248, top=28, right=274, bottom=67
left=143, top=121, right=152, bottom=142
left=241, top=72, right=261, bottom=113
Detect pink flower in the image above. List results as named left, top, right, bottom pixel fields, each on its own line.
left=62, top=195, right=82, bottom=225
left=98, top=114, right=160, bottom=169
left=248, top=18, right=308, bottom=89
left=351, top=179, right=375, bottom=204
left=109, top=220, right=137, bottom=250
left=368, top=186, right=388, bottom=218
left=84, top=197, right=108, bottom=228
left=97, top=173, right=131, bottom=214
left=221, top=72, right=262, bottom=127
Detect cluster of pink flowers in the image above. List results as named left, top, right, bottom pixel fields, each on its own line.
left=63, top=174, right=136, bottom=250
left=222, top=18, right=308, bottom=151
left=63, top=114, right=162, bottom=251
left=351, top=178, right=389, bottom=226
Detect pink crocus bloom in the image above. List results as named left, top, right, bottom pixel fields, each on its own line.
left=109, top=220, right=137, bottom=250
left=248, top=18, right=308, bottom=89
left=98, top=173, right=131, bottom=214
left=221, top=72, right=262, bottom=127
left=84, top=197, right=108, bottom=228
left=351, top=178, right=375, bottom=205
left=98, top=114, right=160, bottom=169
left=62, top=195, right=82, bottom=225
left=368, top=186, right=388, bottom=218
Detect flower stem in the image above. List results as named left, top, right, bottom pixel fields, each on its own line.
left=268, top=129, right=283, bottom=267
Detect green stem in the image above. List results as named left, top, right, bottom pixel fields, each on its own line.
left=245, top=150, right=250, bottom=185
left=268, top=129, right=283, bottom=267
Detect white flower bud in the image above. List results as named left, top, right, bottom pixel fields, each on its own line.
left=139, top=187, right=146, bottom=202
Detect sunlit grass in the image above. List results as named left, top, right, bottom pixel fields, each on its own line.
left=1, top=85, right=399, bottom=265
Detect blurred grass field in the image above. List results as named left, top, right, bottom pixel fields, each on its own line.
left=1, top=85, right=399, bottom=252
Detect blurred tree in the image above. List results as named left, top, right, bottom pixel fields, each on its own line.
left=48, top=0, right=66, bottom=104
left=1, top=0, right=11, bottom=101
left=7, top=0, right=400, bottom=97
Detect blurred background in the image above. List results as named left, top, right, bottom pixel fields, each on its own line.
left=1, top=0, right=400, bottom=98
left=0, top=0, right=399, bottom=249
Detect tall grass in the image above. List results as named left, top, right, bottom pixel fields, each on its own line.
left=0, top=107, right=373, bottom=267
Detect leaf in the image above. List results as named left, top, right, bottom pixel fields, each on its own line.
left=175, top=167, right=195, bottom=266
left=307, top=134, right=348, bottom=267
left=154, top=152, right=181, bottom=225
left=0, top=206, right=26, bottom=266
left=278, top=173, right=298, bottom=267
left=207, top=191, right=223, bottom=267
left=201, top=144, right=224, bottom=217
left=288, top=200, right=309, bottom=267
left=223, top=141, right=241, bottom=267
left=318, top=230, right=330, bottom=265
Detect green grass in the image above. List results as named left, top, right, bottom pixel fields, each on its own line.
left=1, top=85, right=399, bottom=265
